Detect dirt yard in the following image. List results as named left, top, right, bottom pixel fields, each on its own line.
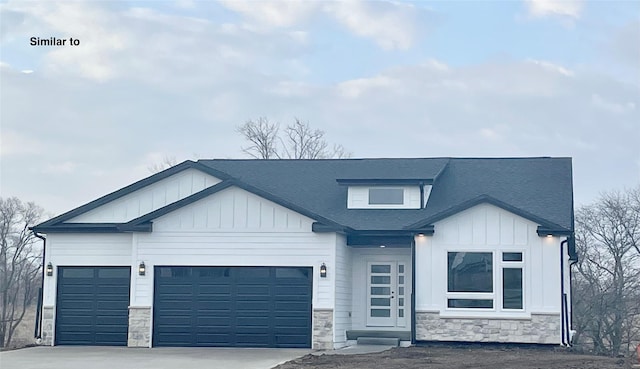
left=274, top=344, right=637, bottom=369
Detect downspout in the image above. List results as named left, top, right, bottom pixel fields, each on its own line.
left=410, top=236, right=416, bottom=344
left=560, top=238, right=568, bottom=346
left=33, top=231, right=46, bottom=341
left=569, top=257, right=578, bottom=343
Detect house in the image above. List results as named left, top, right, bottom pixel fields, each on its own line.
left=32, top=157, right=577, bottom=349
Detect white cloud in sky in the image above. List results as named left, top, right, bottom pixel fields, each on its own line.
left=218, top=0, right=318, bottom=28
left=525, top=0, right=583, bottom=19
left=218, top=0, right=428, bottom=51
left=591, top=94, right=636, bottom=115
left=0, top=0, right=638, bottom=215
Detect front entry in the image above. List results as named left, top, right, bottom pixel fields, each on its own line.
left=366, top=261, right=408, bottom=327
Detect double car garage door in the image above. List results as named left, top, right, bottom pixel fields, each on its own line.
left=55, top=266, right=312, bottom=348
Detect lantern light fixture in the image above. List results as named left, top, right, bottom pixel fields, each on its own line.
left=320, top=263, right=327, bottom=278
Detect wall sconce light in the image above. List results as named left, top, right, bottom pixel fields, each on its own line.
left=46, top=262, right=53, bottom=277
left=138, top=261, right=146, bottom=276
left=320, top=263, right=327, bottom=278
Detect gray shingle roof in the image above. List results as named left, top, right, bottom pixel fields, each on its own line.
left=199, top=157, right=573, bottom=232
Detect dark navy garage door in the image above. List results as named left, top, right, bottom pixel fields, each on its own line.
left=55, top=267, right=131, bottom=346
left=153, top=266, right=312, bottom=348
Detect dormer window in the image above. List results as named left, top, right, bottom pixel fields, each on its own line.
left=368, top=188, right=404, bottom=205
left=337, top=178, right=433, bottom=210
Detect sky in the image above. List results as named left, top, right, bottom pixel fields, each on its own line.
left=0, top=0, right=639, bottom=217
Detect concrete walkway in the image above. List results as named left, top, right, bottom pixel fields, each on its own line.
left=0, top=346, right=311, bottom=369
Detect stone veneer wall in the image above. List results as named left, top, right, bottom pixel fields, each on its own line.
left=127, top=306, right=151, bottom=347
left=41, top=306, right=54, bottom=346
left=415, top=312, right=561, bottom=344
left=313, top=309, right=334, bottom=350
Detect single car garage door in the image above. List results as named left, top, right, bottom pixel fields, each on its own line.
left=153, top=266, right=312, bottom=348
left=55, top=266, right=131, bottom=346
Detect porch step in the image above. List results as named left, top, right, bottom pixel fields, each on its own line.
left=356, top=337, right=400, bottom=346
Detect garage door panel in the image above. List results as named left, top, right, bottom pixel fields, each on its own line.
left=96, top=315, right=129, bottom=325
left=94, top=333, right=127, bottom=344
left=198, top=285, right=232, bottom=294
left=235, top=302, right=270, bottom=311
left=196, top=301, right=232, bottom=309
left=153, top=266, right=311, bottom=348
left=56, top=267, right=130, bottom=346
left=96, top=285, right=130, bottom=293
left=236, top=285, right=270, bottom=295
left=275, top=317, right=310, bottom=327
left=96, top=300, right=128, bottom=309
left=197, top=316, right=232, bottom=326
left=196, top=334, right=232, bottom=344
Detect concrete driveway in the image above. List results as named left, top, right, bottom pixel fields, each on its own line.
left=0, top=346, right=311, bottom=369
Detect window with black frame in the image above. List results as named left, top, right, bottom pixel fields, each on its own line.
left=447, top=252, right=493, bottom=308
left=502, top=252, right=523, bottom=309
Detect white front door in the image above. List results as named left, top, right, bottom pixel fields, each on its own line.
left=366, top=261, right=408, bottom=327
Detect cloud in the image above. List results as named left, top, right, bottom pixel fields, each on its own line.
left=324, top=1, right=426, bottom=51
left=526, top=59, right=574, bottom=77
left=42, top=161, right=78, bottom=174
left=218, top=0, right=430, bottom=51
left=525, top=0, right=583, bottom=19
left=591, top=94, right=636, bottom=115
left=218, top=0, right=318, bottom=28
left=1, top=1, right=637, bottom=216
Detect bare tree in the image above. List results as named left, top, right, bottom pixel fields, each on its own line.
left=148, top=156, right=178, bottom=174
left=237, top=117, right=351, bottom=159
left=0, top=197, right=43, bottom=348
left=237, top=117, right=280, bottom=159
left=572, top=186, right=640, bottom=356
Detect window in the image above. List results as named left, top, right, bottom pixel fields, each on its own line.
left=447, top=252, right=493, bottom=309
left=503, top=268, right=523, bottom=309
left=448, top=252, right=493, bottom=292
left=502, top=252, right=524, bottom=310
left=368, top=188, right=404, bottom=205
left=446, top=251, right=525, bottom=311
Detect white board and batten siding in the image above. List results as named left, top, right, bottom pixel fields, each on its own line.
left=68, top=169, right=221, bottom=223
left=415, top=203, right=563, bottom=318
left=43, top=234, right=133, bottom=306
left=333, top=234, right=352, bottom=346
left=131, top=186, right=337, bottom=309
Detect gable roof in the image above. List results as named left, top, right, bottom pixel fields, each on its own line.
left=33, top=157, right=574, bottom=234
left=198, top=157, right=573, bottom=232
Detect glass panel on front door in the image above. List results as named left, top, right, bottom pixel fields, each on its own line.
left=367, top=262, right=407, bottom=327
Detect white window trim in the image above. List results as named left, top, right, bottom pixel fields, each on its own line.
left=444, top=249, right=527, bottom=316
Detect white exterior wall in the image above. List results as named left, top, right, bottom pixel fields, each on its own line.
left=350, top=247, right=412, bottom=331
left=415, top=203, right=562, bottom=317
left=43, top=234, right=133, bottom=306
left=131, top=186, right=337, bottom=310
left=347, top=186, right=421, bottom=209
left=333, top=234, right=351, bottom=347
left=69, top=169, right=221, bottom=223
